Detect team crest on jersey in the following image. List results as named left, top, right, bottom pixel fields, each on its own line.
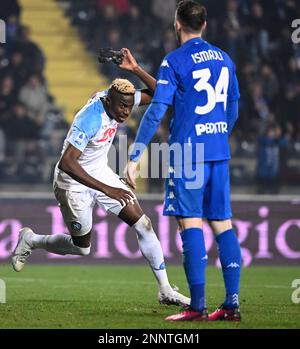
left=71, top=221, right=82, bottom=232
left=154, top=262, right=166, bottom=271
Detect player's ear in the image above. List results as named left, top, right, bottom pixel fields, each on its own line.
left=104, top=96, right=111, bottom=109
left=175, top=19, right=181, bottom=32
left=201, top=21, right=207, bottom=33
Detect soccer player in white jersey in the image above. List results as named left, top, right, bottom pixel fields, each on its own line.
left=12, top=49, right=190, bottom=308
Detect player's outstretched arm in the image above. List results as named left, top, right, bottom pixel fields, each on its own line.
left=124, top=102, right=169, bottom=189
left=59, top=144, right=134, bottom=206
left=119, top=48, right=156, bottom=105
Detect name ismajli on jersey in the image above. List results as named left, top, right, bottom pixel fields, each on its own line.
left=191, top=50, right=224, bottom=64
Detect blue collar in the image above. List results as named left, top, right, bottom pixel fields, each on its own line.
left=181, top=37, right=204, bottom=47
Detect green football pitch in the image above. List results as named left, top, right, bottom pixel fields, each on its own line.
left=0, top=265, right=299, bottom=329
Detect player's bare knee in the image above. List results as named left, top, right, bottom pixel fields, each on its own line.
left=177, top=217, right=203, bottom=232
left=209, top=219, right=232, bottom=235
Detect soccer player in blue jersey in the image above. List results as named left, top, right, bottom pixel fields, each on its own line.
left=125, top=1, right=242, bottom=321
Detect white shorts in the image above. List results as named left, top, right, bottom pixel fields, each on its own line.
left=53, top=167, right=136, bottom=236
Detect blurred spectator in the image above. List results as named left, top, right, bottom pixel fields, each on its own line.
left=152, top=0, right=177, bottom=24
left=246, top=2, right=270, bottom=61
left=149, top=27, right=177, bottom=73
left=6, top=102, right=40, bottom=141
left=91, top=6, right=120, bottom=51
left=260, top=64, right=279, bottom=101
left=0, top=0, right=20, bottom=21
left=256, top=123, right=288, bottom=194
left=120, top=5, right=144, bottom=44
left=0, top=75, right=15, bottom=119
left=15, top=26, right=45, bottom=75
left=222, top=0, right=244, bottom=61
left=5, top=102, right=41, bottom=177
left=97, top=4, right=119, bottom=31
left=130, top=0, right=152, bottom=16
left=249, top=81, right=270, bottom=124
left=19, top=74, right=50, bottom=125
left=0, top=75, right=15, bottom=161
left=2, top=50, right=28, bottom=91
left=5, top=15, right=20, bottom=47
left=96, top=0, right=130, bottom=16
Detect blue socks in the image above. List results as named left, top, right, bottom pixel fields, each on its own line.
left=180, top=228, right=241, bottom=311
left=216, top=229, right=241, bottom=308
left=181, top=228, right=207, bottom=312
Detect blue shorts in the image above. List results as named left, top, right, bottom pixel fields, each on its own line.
left=163, top=160, right=232, bottom=220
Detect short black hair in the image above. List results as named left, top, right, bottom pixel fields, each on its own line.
left=176, top=1, right=207, bottom=33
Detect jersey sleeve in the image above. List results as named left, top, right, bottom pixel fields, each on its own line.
left=152, top=57, right=179, bottom=106
left=228, top=63, right=240, bottom=102
left=134, top=90, right=142, bottom=106
left=67, top=103, right=102, bottom=152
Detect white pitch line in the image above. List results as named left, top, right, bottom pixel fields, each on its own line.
left=2, top=278, right=292, bottom=289
left=2, top=277, right=155, bottom=285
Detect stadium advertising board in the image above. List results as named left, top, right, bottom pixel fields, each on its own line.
left=0, top=198, right=299, bottom=266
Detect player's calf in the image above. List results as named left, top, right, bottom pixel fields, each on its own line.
left=12, top=227, right=91, bottom=272
left=131, top=214, right=190, bottom=307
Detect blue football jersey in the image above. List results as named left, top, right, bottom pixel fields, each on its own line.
left=153, top=37, right=240, bottom=163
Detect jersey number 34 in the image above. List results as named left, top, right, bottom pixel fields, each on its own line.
left=193, top=67, right=229, bottom=115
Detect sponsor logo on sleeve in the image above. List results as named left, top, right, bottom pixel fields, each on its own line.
left=74, top=131, right=85, bottom=145
left=161, top=59, right=169, bottom=67
left=157, top=79, right=169, bottom=85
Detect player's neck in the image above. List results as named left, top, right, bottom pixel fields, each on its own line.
left=180, top=32, right=202, bottom=45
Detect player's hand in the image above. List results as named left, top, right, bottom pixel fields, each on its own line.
left=119, top=48, right=138, bottom=72
left=124, top=161, right=138, bottom=190
left=102, top=185, right=135, bottom=207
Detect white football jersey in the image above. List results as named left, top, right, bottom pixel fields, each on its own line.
left=53, top=90, right=141, bottom=191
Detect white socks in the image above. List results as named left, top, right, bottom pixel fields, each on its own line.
left=30, top=233, right=90, bottom=256
left=133, top=215, right=170, bottom=290
left=27, top=216, right=171, bottom=293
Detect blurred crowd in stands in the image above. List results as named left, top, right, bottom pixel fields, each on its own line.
left=0, top=0, right=67, bottom=183
left=1, top=0, right=300, bottom=193
left=64, top=0, right=300, bottom=193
